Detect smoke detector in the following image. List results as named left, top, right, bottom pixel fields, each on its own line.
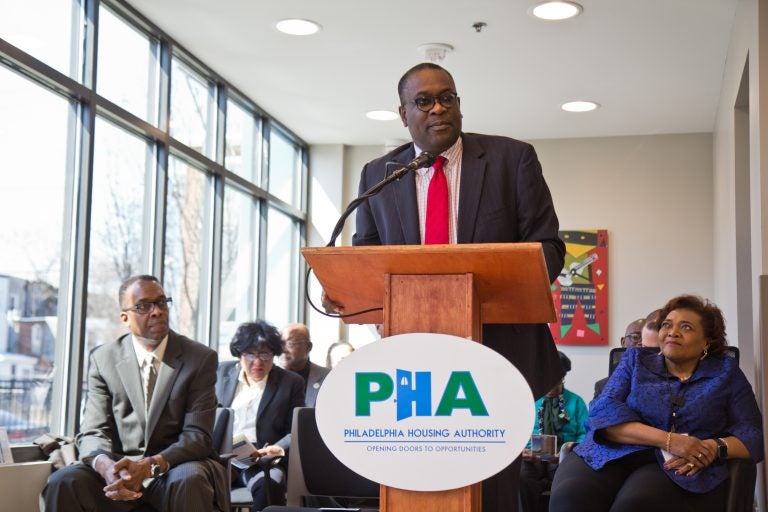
left=417, top=43, right=454, bottom=62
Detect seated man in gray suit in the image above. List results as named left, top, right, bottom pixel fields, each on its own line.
left=279, top=323, right=330, bottom=407
left=43, top=275, right=227, bottom=512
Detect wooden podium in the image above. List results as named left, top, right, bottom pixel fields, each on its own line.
left=302, top=242, right=556, bottom=512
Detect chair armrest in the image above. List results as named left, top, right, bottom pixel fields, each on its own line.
left=559, top=442, right=578, bottom=463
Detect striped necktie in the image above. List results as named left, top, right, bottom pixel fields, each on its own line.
left=145, top=355, right=157, bottom=412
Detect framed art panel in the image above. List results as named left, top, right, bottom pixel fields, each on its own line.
left=550, top=230, right=609, bottom=345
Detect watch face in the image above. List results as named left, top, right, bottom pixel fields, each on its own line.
left=716, top=439, right=727, bottom=459
left=151, top=464, right=161, bottom=477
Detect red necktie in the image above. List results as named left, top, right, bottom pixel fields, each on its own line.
left=425, top=155, right=449, bottom=244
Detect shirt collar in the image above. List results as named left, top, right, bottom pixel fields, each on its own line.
left=131, top=334, right=168, bottom=366
left=638, top=347, right=727, bottom=381
left=238, top=365, right=269, bottom=390
left=413, top=136, right=463, bottom=176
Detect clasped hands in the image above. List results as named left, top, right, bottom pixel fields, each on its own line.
left=97, top=456, right=154, bottom=501
left=251, top=444, right=285, bottom=460
left=664, top=434, right=719, bottom=476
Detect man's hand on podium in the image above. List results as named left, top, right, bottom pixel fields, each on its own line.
left=320, top=290, right=344, bottom=315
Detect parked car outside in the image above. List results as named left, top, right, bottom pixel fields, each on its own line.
left=0, top=409, right=47, bottom=442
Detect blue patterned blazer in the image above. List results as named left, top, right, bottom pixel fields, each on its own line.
left=575, top=347, right=763, bottom=492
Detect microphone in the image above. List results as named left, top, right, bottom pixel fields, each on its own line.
left=386, top=151, right=437, bottom=180
left=326, top=151, right=436, bottom=247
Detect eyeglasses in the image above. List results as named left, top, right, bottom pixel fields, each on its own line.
left=242, top=352, right=274, bottom=363
left=622, top=333, right=642, bottom=343
left=407, top=92, right=459, bottom=112
left=122, top=298, right=173, bottom=315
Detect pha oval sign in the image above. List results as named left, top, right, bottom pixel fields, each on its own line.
left=315, top=333, right=534, bottom=492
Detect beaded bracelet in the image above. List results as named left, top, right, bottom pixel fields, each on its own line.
left=666, top=431, right=673, bottom=452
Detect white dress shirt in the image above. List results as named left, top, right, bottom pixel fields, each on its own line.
left=131, top=335, right=168, bottom=407
left=413, top=137, right=463, bottom=244
left=232, top=368, right=268, bottom=443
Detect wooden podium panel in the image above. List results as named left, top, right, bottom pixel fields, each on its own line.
left=380, top=272, right=483, bottom=511
left=383, top=273, right=481, bottom=340
left=303, top=243, right=555, bottom=325
left=302, top=242, right=556, bottom=512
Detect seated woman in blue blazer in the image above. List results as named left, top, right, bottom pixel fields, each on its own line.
left=549, top=294, right=763, bottom=512
left=216, top=321, right=305, bottom=511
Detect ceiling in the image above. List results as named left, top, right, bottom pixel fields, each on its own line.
left=126, top=0, right=738, bottom=146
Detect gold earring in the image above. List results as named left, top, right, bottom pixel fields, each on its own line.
left=700, top=347, right=709, bottom=361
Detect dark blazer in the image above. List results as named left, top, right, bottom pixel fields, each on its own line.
left=216, top=362, right=306, bottom=452
left=77, top=330, right=228, bottom=509
left=304, top=361, right=331, bottom=408
left=353, top=133, right=566, bottom=398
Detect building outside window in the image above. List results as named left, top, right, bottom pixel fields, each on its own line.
left=0, top=0, right=307, bottom=441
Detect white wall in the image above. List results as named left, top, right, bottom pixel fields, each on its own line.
left=533, top=134, right=714, bottom=402
left=712, top=0, right=768, bottom=505
left=304, top=144, right=346, bottom=364
left=308, top=134, right=715, bottom=403
left=305, top=144, right=386, bottom=363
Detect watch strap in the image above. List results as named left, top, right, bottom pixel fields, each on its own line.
left=715, top=437, right=728, bottom=460
left=149, top=455, right=164, bottom=477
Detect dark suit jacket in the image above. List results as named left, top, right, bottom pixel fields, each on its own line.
left=77, top=330, right=227, bottom=508
left=216, top=362, right=306, bottom=453
left=353, top=133, right=566, bottom=398
left=304, top=361, right=331, bottom=408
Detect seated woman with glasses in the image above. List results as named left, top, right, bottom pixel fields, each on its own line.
left=549, top=294, right=763, bottom=512
left=216, top=321, right=306, bottom=511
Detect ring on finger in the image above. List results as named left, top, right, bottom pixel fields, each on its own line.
left=687, top=462, right=695, bottom=469
left=697, top=453, right=703, bottom=459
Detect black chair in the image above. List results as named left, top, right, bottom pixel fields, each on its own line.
left=559, top=443, right=756, bottom=512
left=262, top=407, right=379, bottom=512
left=213, top=407, right=283, bottom=512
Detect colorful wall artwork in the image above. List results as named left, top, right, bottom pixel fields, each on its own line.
left=550, top=230, right=609, bottom=345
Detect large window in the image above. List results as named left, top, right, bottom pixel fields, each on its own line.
left=0, top=1, right=307, bottom=440
left=86, top=117, right=151, bottom=354
left=219, top=185, right=261, bottom=356
left=264, top=207, right=301, bottom=329
left=0, top=66, right=71, bottom=442
left=225, top=98, right=260, bottom=183
left=171, top=59, right=215, bottom=157
left=0, top=0, right=80, bottom=79
left=164, top=157, right=212, bottom=341
left=269, top=128, right=303, bottom=207
left=96, top=5, right=159, bottom=124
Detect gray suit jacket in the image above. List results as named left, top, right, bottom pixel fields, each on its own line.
left=304, top=361, right=331, bottom=408
left=77, top=330, right=227, bottom=508
left=353, top=133, right=566, bottom=398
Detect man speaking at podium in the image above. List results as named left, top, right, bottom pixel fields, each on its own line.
left=351, top=62, right=566, bottom=511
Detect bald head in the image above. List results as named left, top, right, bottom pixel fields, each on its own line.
left=280, top=323, right=312, bottom=371
left=621, top=318, right=645, bottom=348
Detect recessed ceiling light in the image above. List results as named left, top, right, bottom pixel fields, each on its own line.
left=530, top=1, right=583, bottom=21
left=561, top=100, right=599, bottom=112
left=275, top=19, right=321, bottom=36
left=366, top=110, right=399, bottom=121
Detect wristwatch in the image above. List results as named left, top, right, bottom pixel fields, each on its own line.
left=715, top=437, right=728, bottom=460
left=149, top=456, right=163, bottom=478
